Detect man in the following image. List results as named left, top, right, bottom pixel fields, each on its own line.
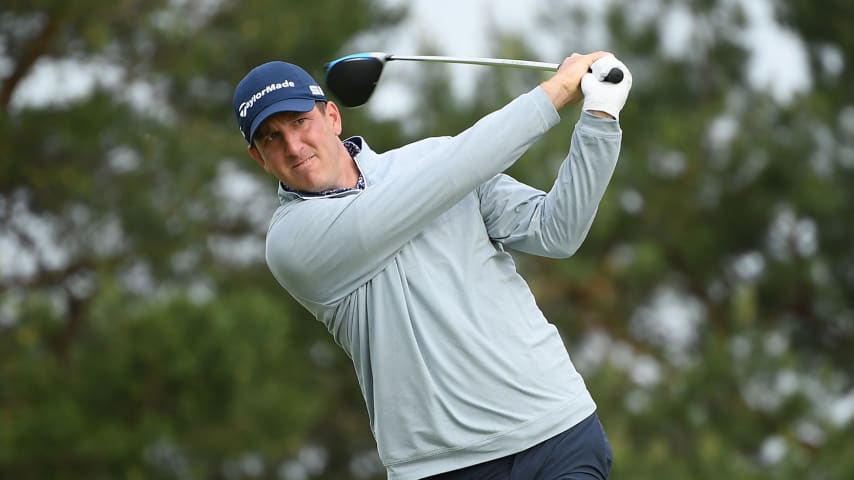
left=232, top=51, right=631, bottom=480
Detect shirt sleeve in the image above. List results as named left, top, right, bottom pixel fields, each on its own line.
left=477, top=111, right=622, bottom=258
left=265, top=87, right=561, bottom=309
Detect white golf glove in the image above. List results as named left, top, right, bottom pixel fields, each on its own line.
left=581, top=54, right=632, bottom=120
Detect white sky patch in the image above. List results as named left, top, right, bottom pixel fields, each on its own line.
left=766, top=205, right=819, bottom=260
left=365, top=0, right=554, bottom=119
left=1, top=197, right=70, bottom=281
left=707, top=113, right=740, bottom=154
left=618, top=189, right=644, bottom=215
left=630, top=285, right=706, bottom=362
left=728, top=250, right=767, bottom=283
left=574, top=329, right=663, bottom=389
left=376, top=0, right=553, bottom=59
left=8, top=56, right=174, bottom=121
left=738, top=0, right=811, bottom=103
left=658, top=3, right=695, bottom=59
left=758, top=435, right=787, bottom=465
left=365, top=0, right=811, bottom=118
left=828, top=390, right=854, bottom=426
left=210, top=160, right=278, bottom=232
left=816, top=43, right=844, bottom=77
left=740, top=369, right=854, bottom=429
left=9, top=57, right=123, bottom=109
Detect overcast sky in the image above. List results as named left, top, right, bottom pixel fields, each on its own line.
left=10, top=0, right=813, bottom=117
left=356, top=0, right=812, bottom=118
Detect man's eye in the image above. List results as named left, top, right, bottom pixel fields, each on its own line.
left=265, top=131, right=281, bottom=142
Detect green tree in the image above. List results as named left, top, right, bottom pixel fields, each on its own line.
left=1, top=1, right=402, bottom=478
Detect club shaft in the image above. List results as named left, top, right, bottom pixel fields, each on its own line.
left=388, top=55, right=559, bottom=72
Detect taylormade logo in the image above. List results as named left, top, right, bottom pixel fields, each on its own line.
left=239, top=80, right=296, bottom=118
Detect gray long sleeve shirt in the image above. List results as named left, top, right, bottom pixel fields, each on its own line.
left=265, top=86, right=622, bottom=479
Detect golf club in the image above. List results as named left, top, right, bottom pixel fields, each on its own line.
left=324, top=52, right=625, bottom=107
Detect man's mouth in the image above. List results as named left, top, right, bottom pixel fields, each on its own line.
left=293, top=154, right=316, bottom=169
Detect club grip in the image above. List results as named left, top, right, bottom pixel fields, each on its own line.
left=587, top=67, right=624, bottom=84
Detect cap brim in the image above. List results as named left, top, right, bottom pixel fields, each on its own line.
left=248, top=98, right=318, bottom=143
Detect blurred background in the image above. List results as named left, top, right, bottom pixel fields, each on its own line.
left=1, top=0, right=853, bottom=478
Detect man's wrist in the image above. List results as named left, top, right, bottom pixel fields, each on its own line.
left=586, top=109, right=615, bottom=120
left=540, top=79, right=574, bottom=110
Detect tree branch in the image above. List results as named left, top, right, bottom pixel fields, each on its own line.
left=0, top=14, right=60, bottom=111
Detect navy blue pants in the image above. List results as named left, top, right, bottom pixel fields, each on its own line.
left=424, top=414, right=613, bottom=480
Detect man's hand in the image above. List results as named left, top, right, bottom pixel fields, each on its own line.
left=541, top=52, right=632, bottom=120
left=581, top=54, right=632, bottom=120
left=540, top=51, right=611, bottom=111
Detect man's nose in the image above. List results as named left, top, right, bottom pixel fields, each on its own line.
left=282, top=131, right=304, bottom=156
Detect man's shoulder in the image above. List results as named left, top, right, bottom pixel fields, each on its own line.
left=381, top=135, right=452, bottom=160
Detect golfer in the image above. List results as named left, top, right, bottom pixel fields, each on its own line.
left=232, top=51, right=632, bottom=480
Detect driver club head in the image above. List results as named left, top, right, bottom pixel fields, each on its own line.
left=324, top=52, right=390, bottom=108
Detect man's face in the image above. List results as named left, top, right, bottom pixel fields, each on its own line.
left=248, top=102, right=352, bottom=192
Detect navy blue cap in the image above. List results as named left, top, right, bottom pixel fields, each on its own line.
left=232, top=61, right=327, bottom=144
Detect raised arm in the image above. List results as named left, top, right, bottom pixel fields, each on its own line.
left=478, top=54, right=632, bottom=257
left=478, top=112, right=622, bottom=258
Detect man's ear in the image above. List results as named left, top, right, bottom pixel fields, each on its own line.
left=325, top=101, right=343, bottom=136
left=248, top=144, right=267, bottom=170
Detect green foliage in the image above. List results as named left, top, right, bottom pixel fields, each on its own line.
left=1, top=1, right=397, bottom=478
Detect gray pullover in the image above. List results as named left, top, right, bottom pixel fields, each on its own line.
left=265, top=86, right=622, bottom=479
